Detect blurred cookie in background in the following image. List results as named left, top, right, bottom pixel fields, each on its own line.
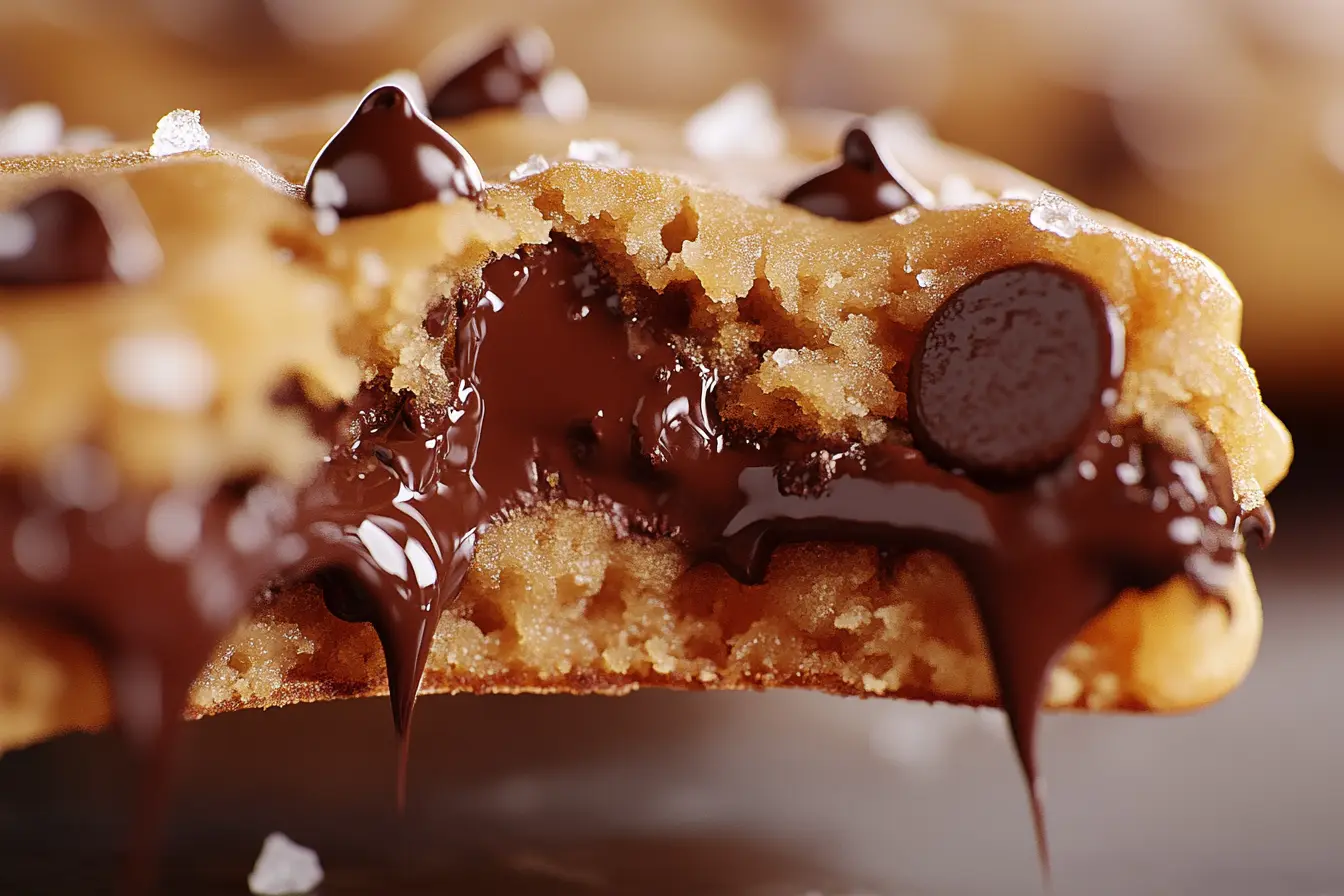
left=2, top=0, right=1341, bottom=392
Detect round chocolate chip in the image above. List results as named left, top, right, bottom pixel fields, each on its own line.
left=909, top=264, right=1117, bottom=481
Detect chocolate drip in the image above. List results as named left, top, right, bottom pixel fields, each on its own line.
left=0, top=187, right=122, bottom=286
left=1241, top=502, right=1276, bottom=547
left=0, top=469, right=299, bottom=888
left=299, top=239, right=1248, bottom=867
left=304, top=85, right=484, bottom=222
left=426, top=28, right=586, bottom=121
left=783, top=124, right=928, bottom=222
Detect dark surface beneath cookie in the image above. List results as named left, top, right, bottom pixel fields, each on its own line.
left=0, top=401, right=1339, bottom=896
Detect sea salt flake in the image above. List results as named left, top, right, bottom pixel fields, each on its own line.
left=0, top=103, right=64, bottom=157
left=509, top=154, right=551, bottom=181
left=13, top=516, right=68, bottom=582
left=146, top=491, right=203, bottom=560
left=1029, top=190, right=1095, bottom=239
left=1167, top=516, right=1203, bottom=545
left=915, top=269, right=937, bottom=288
left=0, top=210, right=36, bottom=260
left=42, top=446, right=119, bottom=512
left=485, top=68, right=525, bottom=104
left=150, top=109, right=210, bottom=157
left=684, top=82, right=786, bottom=159
left=937, top=174, right=987, bottom=208
left=532, top=69, right=588, bottom=121
left=891, top=205, right=921, bottom=225
left=566, top=139, right=632, bottom=168
left=357, top=250, right=389, bottom=288
left=105, top=331, right=217, bottom=412
left=248, top=833, right=324, bottom=895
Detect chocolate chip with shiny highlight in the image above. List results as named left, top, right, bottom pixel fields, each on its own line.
left=0, top=185, right=160, bottom=288
left=304, top=85, right=484, bottom=224
left=783, top=122, right=926, bottom=222
left=426, top=28, right=587, bottom=121
left=910, top=264, right=1117, bottom=480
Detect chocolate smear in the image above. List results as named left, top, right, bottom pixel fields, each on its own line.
left=0, top=185, right=160, bottom=287
left=426, top=28, right=588, bottom=121
left=304, top=85, right=484, bottom=224
left=783, top=122, right=933, bottom=222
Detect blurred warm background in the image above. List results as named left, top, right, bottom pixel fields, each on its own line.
left=1, top=2, right=1342, bottom=894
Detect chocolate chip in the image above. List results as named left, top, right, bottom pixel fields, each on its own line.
left=304, top=85, right=484, bottom=223
left=426, top=28, right=586, bottom=121
left=0, top=187, right=119, bottom=286
left=782, top=121, right=927, bottom=222
left=909, top=264, right=1118, bottom=480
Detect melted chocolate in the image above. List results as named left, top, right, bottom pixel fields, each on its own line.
left=783, top=124, right=927, bottom=222
left=0, top=469, right=299, bottom=888
left=295, top=239, right=1248, bottom=870
left=0, top=187, right=121, bottom=286
left=304, top=85, right=483, bottom=221
left=426, top=29, right=582, bottom=120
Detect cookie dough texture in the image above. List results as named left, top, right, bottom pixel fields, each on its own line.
left=0, top=102, right=1291, bottom=751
